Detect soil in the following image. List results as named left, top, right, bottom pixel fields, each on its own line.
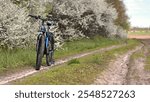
left=128, top=35, right=150, bottom=39
left=94, top=38, right=150, bottom=85
left=126, top=40, right=150, bottom=85
left=94, top=45, right=143, bottom=85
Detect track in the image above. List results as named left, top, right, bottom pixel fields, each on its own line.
left=94, top=39, right=150, bottom=85
left=0, top=45, right=124, bottom=85
left=94, top=45, right=143, bottom=85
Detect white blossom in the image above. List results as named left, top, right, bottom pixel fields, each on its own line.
left=0, top=0, right=127, bottom=49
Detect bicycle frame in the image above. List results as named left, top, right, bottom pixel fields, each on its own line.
left=36, top=17, right=53, bottom=54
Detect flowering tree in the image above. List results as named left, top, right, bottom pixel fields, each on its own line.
left=0, top=0, right=127, bottom=49
left=0, top=0, right=35, bottom=49
left=52, top=0, right=127, bottom=40
left=0, top=0, right=63, bottom=49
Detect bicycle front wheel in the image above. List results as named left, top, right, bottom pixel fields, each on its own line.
left=36, top=35, right=45, bottom=70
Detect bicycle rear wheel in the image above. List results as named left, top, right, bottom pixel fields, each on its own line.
left=36, top=35, right=45, bottom=70
left=46, top=41, right=53, bottom=66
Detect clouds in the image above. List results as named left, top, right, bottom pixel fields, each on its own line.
left=124, top=0, right=150, bottom=27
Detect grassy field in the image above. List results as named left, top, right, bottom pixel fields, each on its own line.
left=128, top=31, right=150, bottom=35
left=12, top=40, right=140, bottom=85
left=0, top=36, right=125, bottom=75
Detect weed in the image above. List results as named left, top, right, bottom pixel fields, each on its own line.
left=68, top=59, right=80, bottom=65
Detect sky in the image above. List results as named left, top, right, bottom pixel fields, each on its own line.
left=123, top=0, right=150, bottom=27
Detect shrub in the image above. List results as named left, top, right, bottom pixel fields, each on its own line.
left=52, top=0, right=127, bottom=40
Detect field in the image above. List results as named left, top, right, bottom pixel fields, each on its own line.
left=128, top=31, right=150, bottom=39
left=128, top=31, right=150, bottom=35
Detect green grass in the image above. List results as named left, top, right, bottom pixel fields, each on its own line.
left=145, top=49, right=150, bottom=71
left=68, top=59, right=80, bottom=65
left=54, top=36, right=125, bottom=59
left=129, top=47, right=145, bottom=72
left=12, top=40, right=140, bottom=85
left=128, top=31, right=150, bottom=35
left=130, top=46, right=150, bottom=71
left=0, top=47, right=36, bottom=75
left=130, top=48, right=145, bottom=60
left=0, top=36, right=125, bottom=75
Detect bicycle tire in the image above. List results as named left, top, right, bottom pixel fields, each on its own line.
left=36, top=35, right=45, bottom=70
left=46, top=40, right=53, bottom=66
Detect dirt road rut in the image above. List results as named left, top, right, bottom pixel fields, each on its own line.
left=94, top=45, right=144, bottom=85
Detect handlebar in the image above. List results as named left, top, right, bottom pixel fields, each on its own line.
left=29, top=14, right=47, bottom=21
left=29, top=14, right=58, bottom=21
left=29, top=14, right=58, bottom=26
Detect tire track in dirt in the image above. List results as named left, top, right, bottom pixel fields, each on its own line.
left=126, top=57, right=150, bottom=85
left=94, top=45, right=143, bottom=85
left=126, top=40, right=150, bottom=85
left=0, top=45, right=125, bottom=85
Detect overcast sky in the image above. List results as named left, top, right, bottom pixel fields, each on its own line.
left=123, top=0, right=150, bottom=27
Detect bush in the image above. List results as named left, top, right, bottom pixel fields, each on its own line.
left=0, top=0, right=127, bottom=49
left=52, top=0, right=127, bottom=40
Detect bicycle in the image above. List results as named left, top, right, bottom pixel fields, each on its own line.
left=29, top=15, right=55, bottom=70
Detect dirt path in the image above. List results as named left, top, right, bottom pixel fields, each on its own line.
left=128, top=35, right=150, bottom=39
left=0, top=45, right=124, bottom=85
left=126, top=41, right=150, bottom=85
left=94, top=45, right=143, bottom=85
left=126, top=57, right=150, bottom=85
left=94, top=39, right=150, bottom=85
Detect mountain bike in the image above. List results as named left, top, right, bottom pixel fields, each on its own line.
left=29, top=15, right=55, bottom=70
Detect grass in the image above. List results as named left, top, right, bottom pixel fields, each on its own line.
left=0, top=36, right=125, bottom=75
left=130, top=48, right=145, bottom=60
left=12, top=40, right=140, bottom=85
left=129, top=46, right=150, bottom=71
left=68, top=59, right=80, bottom=65
left=145, top=48, right=150, bottom=71
left=0, top=47, right=36, bottom=75
left=54, top=36, right=125, bottom=59
left=128, top=31, right=150, bottom=35
left=128, top=47, right=145, bottom=74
